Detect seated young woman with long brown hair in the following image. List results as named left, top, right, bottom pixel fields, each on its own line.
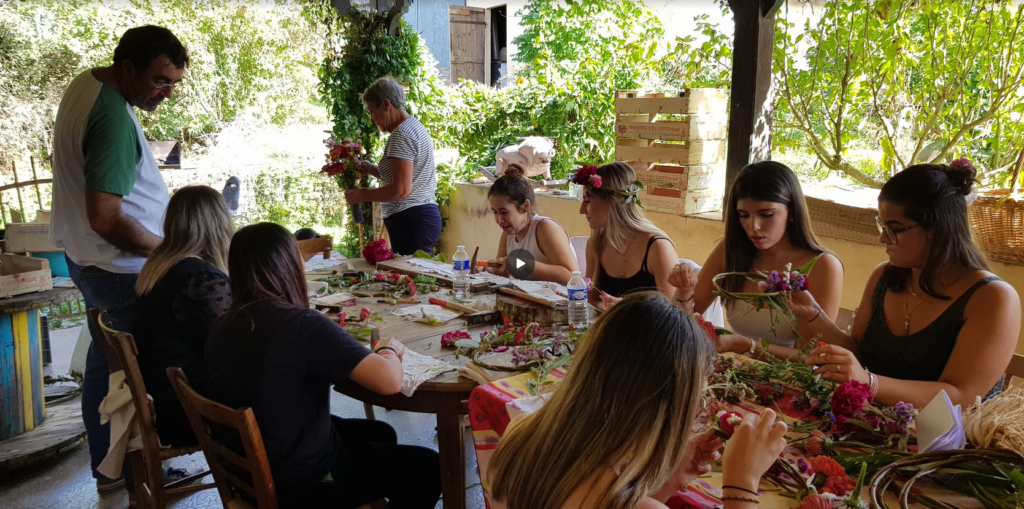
left=791, top=161, right=1021, bottom=408
left=577, top=163, right=680, bottom=308
left=487, top=292, right=789, bottom=509
left=482, top=164, right=579, bottom=284
left=670, top=161, right=844, bottom=360
left=205, top=223, right=441, bottom=508
left=133, top=185, right=233, bottom=448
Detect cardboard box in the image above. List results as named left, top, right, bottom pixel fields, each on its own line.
left=615, top=140, right=726, bottom=165
left=614, top=89, right=728, bottom=117
left=5, top=223, right=62, bottom=253
left=0, top=254, right=53, bottom=298
left=615, top=116, right=727, bottom=141
left=636, top=164, right=726, bottom=193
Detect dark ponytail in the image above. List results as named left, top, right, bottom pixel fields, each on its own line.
left=489, top=163, right=536, bottom=211
left=878, top=162, right=987, bottom=299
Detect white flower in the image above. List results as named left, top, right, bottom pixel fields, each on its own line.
left=785, top=263, right=793, bottom=272
left=726, top=414, right=743, bottom=425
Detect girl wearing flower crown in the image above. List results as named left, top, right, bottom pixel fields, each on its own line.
left=791, top=160, right=1020, bottom=408
left=481, top=164, right=580, bottom=284
left=575, top=162, right=680, bottom=307
left=671, top=161, right=845, bottom=359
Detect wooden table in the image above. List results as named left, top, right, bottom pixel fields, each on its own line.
left=314, top=259, right=494, bottom=509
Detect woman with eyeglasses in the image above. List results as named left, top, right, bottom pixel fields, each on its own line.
left=789, top=160, right=1020, bottom=408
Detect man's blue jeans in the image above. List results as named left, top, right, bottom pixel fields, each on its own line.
left=67, top=256, right=137, bottom=483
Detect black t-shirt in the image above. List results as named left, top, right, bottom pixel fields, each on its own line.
left=205, top=298, right=370, bottom=488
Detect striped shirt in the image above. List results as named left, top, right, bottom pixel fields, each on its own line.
left=379, top=116, right=437, bottom=218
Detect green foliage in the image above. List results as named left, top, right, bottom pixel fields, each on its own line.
left=0, top=0, right=325, bottom=161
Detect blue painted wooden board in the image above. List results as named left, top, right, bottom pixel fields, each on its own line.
left=0, top=314, right=18, bottom=439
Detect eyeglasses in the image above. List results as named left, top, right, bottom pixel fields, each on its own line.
left=147, top=73, right=181, bottom=91
left=875, top=216, right=919, bottom=245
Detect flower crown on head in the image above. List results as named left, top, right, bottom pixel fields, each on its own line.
left=570, top=164, right=645, bottom=205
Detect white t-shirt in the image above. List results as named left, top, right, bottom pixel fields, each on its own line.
left=378, top=116, right=437, bottom=218
left=50, top=70, right=169, bottom=273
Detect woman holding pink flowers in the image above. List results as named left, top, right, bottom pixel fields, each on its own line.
left=671, top=161, right=845, bottom=360
left=791, top=160, right=1021, bottom=408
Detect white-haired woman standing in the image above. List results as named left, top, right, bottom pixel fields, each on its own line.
left=344, top=77, right=441, bottom=255
left=133, top=185, right=234, bottom=447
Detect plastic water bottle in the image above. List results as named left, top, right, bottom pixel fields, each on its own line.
left=452, top=245, right=471, bottom=299
left=567, top=271, right=588, bottom=328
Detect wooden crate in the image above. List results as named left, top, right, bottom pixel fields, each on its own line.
left=615, top=116, right=727, bottom=141
left=635, top=164, right=726, bottom=194
left=615, top=140, right=726, bottom=165
left=614, top=89, right=728, bottom=117
left=0, top=254, right=52, bottom=299
left=638, top=189, right=723, bottom=216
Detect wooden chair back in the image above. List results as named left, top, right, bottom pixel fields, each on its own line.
left=89, top=309, right=212, bottom=508
left=1004, top=353, right=1024, bottom=390
left=166, top=367, right=278, bottom=509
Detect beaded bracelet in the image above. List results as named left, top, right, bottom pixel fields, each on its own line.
left=722, top=494, right=760, bottom=504
left=868, top=372, right=879, bottom=399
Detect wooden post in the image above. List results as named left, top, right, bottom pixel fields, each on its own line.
left=11, top=161, right=24, bottom=222
left=29, top=157, right=42, bottom=215
left=725, top=0, right=784, bottom=188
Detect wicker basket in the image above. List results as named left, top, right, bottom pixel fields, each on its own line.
left=968, top=189, right=1024, bottom=265
left=805, top=196, right=879, bottom=245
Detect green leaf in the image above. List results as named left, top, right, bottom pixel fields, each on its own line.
left=454, top=339, right=480, bottom=349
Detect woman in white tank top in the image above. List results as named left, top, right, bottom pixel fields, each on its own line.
left=670, top=162, right=845, bottom=359
left=480, top=165, right=579, bottom=284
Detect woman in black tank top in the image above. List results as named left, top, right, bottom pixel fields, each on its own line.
left=573, top=163, right=679, bottom=306
left=786, top=162, right=1020, bottom=408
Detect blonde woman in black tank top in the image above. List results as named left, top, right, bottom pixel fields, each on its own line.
left=787, top=162, right=1020, bottom=408
left=576, top=163, right=679, bottom=309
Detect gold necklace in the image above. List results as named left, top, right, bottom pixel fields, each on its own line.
left=903, top=291, right=928, bottom=335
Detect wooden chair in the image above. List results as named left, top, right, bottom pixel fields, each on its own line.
left=89, top=309, right=214, bottom=509
left=165, top=367, right=277, bottom=509
left=1004, top=353, right=1024, bottom=390
left=166, top=367, right=386, bottom=509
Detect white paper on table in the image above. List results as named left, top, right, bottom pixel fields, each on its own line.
left=917, top=390, right=966, bottom=452
left=405, top=257, right=454, bottom=276
left=311, top=292, right=355, bottom=307
left=507, top=393, right=554, bottom=421
left=400, top=350, right=457, bottom=396
left=391, top=304, right=462, bottom=323
left=470, top=272, right=511, bottom=285
left=52, top=276, right=76, bottom=288
left=512, top=280, right=568, bottom=303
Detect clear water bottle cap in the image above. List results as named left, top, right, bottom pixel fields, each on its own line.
left=457, top=245, right=465, bottom=250
left=572, top=271, right=581, bottom=276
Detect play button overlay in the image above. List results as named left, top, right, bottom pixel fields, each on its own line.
left=507, top=249, right=535, bottom=280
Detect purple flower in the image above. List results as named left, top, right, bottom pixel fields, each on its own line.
left=779, top=282, right=789, bottom=291
left=825, top=411, right=837, bottom=423
left=797, top=459, right=810, bottom=474
left=493, top=346, right=510, bottom=352
left=891, top=401, right=915, bottom=433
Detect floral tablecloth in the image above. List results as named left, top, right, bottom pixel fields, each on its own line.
left=467, top=364, right=981, bottom=509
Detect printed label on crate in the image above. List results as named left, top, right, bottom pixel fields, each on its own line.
left=638, top=191, right=685, bottom=215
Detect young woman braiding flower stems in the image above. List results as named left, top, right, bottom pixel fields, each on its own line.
left=486, top=292, right=788, bottom=509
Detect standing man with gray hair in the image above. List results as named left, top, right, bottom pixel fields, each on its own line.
left=344, top=76, right=442, bottom=255
left=51, top=25, right=189, bottom=495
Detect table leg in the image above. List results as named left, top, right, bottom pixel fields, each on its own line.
left=435, top=394, right=466, bottom=509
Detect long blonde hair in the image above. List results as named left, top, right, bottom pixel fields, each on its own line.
left=487, top=292, right=716, bottom=509
left=136, top=185, right=233, bottom=295
left=591, top=162, right=670, bottom=280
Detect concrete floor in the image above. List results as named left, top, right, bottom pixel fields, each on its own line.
left=0, top=325, right=486, bottom=509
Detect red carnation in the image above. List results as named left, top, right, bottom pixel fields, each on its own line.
left=718, top=411, right=744, bottom=436
left=830, top=381, right=871, bottom=422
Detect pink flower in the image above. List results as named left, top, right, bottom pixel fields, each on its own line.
left=590, top=175, right=603, bottom=188
left=441, top=330, right=471, bottom=348
left=805, top=430, right=833, bottom=456
left=950, top=157, right=973, bottom=168
left=373, top=272, right=386, bottom=281
left=360, top=307, right=371, bottom=321
left=362, top=239, right=395, bottom=264
left=797, top=494, right=831, bottom=509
